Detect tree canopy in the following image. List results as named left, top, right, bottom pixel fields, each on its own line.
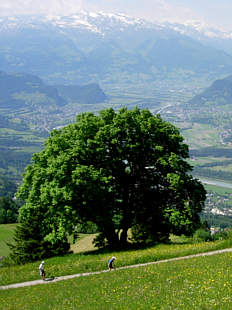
left=14, top=107, right=206, bottom=260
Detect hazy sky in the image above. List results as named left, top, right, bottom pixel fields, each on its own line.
left=0, top=0, right=231, bottom=31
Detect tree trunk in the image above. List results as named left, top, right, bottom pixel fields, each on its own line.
left=105, top=227, right=120, bottom=248
left=120, top=227, right=128, bottom=246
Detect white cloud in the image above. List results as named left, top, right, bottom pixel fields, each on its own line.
left=0, top=0, right=84, bottom=15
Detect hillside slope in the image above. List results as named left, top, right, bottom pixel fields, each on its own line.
left=0, top=71, right=107, bottom=183
left=189, top=75, right=232, bottom=106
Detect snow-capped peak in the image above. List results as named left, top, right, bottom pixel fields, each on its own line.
left=0, top=11, right=232, bottom=40
left=40, top=11, right=157, bottom=35
left=164, top=20, right=232, bottom=39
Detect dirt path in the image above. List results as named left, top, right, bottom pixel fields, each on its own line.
left=1, top=247, right=232, bottom=290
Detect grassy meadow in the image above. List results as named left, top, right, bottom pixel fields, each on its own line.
left=1, top=236, right=232, bottom=287
left=1, top=252, right=232, bottom=309
left=0, top=224, right=17, bottom=257
left=1, top=223, right=232, bottom=309
left=0, top=225, right=95, bottom=258
left=179, top=123, right=220, bottom=149
left=70, top=234, right=97, bottom=254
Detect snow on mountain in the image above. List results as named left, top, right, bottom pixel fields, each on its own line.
left=0, top=10, right=232, bottom=107
left=44, top=11, right=161, bottom=35
left=165, top=20, right=232, bottom=40
left=1, top=10, right=232, bottom=62
left=0, top=11, right=165, bottom=35
left=0, top=10, right=231, bottom=41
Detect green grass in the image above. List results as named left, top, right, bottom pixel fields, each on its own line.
left=181, top=123, right=220, bottom=149
left=0, top=224, right=17, bottom=257
left=189, top=157, right=232, bottom=166
left=1, top=237, right=232, bottom=287
left=212, top=164, right=232, bottom=172
left=1, top=252, right=232, bottom=309
left=70, top=234, right=97, bottom=253
left=204, top=184, right=232, bottom=195
left=0, top=225, right=95, bottom=258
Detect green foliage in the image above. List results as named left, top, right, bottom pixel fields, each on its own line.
left=8, top=210, right=70, bottom=264
left=15, top=107, right=206, bottom=260
left=75, top=221, right=99, bottom=234
left=191, top=228, right=212, bottom=242
left=0, top=197, right=19, bottom=224
left=130, top=223, right=170, bottom=245
left=211, top=230, right=231, bottom=241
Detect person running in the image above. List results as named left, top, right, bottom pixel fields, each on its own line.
left=108, top=256, right=116, bottom=270
left=39, top=261, right=46, bottom=280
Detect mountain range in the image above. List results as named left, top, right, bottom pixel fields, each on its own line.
left=0, top=12, right=232, bottom=90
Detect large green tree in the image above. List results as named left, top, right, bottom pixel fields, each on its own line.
left=15, top=107, right=205, bottom=255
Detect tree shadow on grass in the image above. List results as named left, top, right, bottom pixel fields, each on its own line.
left=75, top=241, right=169, bottom=256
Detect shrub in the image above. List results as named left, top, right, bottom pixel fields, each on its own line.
left=191, top=228, right=212, bottom=242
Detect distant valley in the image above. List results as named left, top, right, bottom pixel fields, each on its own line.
left=1, top=12, right=232, bottom=225
left=0, top=71, right=107, bottom=130
left=0, top=71, right=107, bottom=183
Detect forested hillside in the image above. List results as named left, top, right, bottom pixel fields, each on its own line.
left=0, top=71, right=107, bottom=184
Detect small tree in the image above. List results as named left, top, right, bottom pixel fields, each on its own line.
left=0, top=197, right=19, bottom=224
left=8, top=209, right=70, bottom=264
left=14, top=107, right=206, bottom=259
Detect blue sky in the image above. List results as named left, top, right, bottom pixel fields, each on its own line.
left=0, top=0, right=231, bottom=31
